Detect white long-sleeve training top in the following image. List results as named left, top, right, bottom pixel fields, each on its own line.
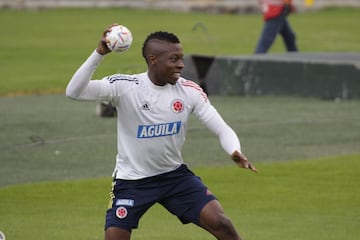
left=66, top=50, right=241, bottom=180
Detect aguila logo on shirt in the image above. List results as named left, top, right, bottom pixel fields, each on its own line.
left=137, top=121, right=181, bottom=138
left=171, top=99, right=184, bottom=113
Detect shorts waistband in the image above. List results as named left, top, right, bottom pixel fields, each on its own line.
left=114, top=164, right=189, bottom=183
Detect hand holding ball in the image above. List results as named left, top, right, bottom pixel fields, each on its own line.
left=105, top=25, right=133, bottom=53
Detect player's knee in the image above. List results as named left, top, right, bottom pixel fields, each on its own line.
left=212, top=215, right=240, bottom=239
left=214, top=214, right=229, bottom=227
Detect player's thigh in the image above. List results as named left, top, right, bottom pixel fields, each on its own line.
left=105, top=226, right=131, bottom=240
left=160, top=174, right=216, bottom=225
left=105, top=179, right=158, bottom=231
left=199, top=199, right=226, bottom=227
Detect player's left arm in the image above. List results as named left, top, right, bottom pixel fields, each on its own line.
left=199, top=105, right=258, bottom=173
left=185, top=79, right=257, bottom=172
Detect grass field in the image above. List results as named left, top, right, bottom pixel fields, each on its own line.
left=0, top=6, right=360, bottom=240
left=0, top=155, right=359, bottom=239
left=0, top=7, right=359, bottom=95
left=1, top=95, right=360, bottom=187
left=1, top=94, right=359, bottom=240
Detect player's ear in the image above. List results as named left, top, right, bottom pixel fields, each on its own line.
left=148, top=55, right=156, bottom=64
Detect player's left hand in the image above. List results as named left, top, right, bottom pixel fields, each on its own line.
left=231, top=151, right=258, bottom=173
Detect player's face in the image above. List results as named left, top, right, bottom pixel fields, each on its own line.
left=149, top=42, right=184, bottom=86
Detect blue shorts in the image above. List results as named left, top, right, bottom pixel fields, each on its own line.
left=105, top=164, right=217, bottom=232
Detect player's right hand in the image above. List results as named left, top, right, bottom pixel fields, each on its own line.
left=96, top=24, right=118, bottom=55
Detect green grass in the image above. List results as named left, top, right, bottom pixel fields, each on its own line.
left=1, top=95, right=359, bottom=186
left=0, top=7, right=359, bottom=95
left=0, top=155, right=359, bottom=240
left=0, top=7, right=360, bottom=239
left=1, top=94, right=359, bottom=239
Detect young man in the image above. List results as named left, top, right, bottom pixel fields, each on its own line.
left=66, top=24, right=258, bottom=240
left=255, top=0, right=299, bottom=53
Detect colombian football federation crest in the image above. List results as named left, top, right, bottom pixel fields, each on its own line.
left=171, top=99, right=184, bottom=113
left=116, top=206, right=128, bottom=219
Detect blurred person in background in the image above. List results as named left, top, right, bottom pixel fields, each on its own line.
left=255, top=0, right=299, bottom=53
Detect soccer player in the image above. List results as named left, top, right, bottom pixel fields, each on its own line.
left=66, top=24, right=258, bottom=240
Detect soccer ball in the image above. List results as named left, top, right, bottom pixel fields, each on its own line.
left=105, top=25, right=133, bottom=53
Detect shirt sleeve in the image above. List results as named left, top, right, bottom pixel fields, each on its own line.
left=202, top=105, right=242, bottom=155
left=191, top=90, right=242, bottom=155
left=65, top=50, right=109, bottom=101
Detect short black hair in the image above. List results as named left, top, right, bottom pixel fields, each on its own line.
left=142, top=31, right=180, bottom=60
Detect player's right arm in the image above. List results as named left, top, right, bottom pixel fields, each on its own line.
left=66, top=26, right=113, bottom=100
left=66, top=50, right=106, bottom=100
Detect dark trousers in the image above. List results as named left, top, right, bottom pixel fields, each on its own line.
left=255, top=14, right=298, bottom=54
